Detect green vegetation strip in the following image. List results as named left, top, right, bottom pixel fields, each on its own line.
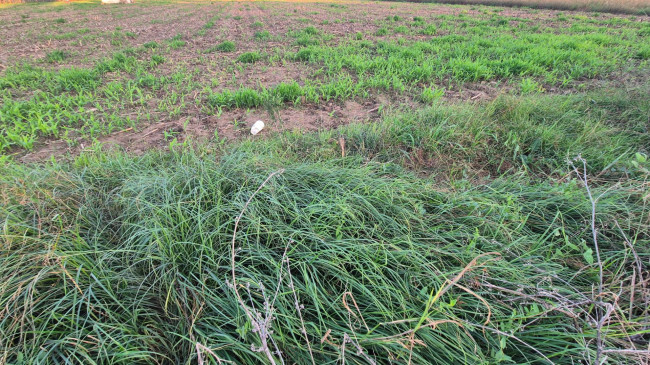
left=0, top=48, right=183, bottom=153
left=206, top=19, right=650, bottom=110
left=1, top=87, right=649, bottom=363
left=210, top=88, right=649, bottom=177
left=1, top=145, right=647, bottom=364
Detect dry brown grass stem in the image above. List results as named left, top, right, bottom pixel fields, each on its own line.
left=229, top=169, right=285, bottom=365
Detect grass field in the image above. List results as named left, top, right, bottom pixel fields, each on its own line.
left=1, top=0, right=649, bottom=364
left=416, top=0, right=650, bottom=15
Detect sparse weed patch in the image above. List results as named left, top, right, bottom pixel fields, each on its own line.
left=420, top=24, right=437, bottom=35
left=420, top=85, right=445, bottom=102
left=394, top=25, right=410, bottom=34
left=237, top=51, right=262, bottom=63
left=150, top=54, right=165, bottom=66
left=273, top=81, right=303, bottom=103
left=208, top=87, right=264, bottom=108
left=169, top=40, right=186, bottom=49
left=635, top=46, right=650, bottom=59
left=168, top=34, right=186, bottom=49
left=45, top=50, right=68, bottom=63
left=375, top=26, right=389, bottom=36
left=295, top=35, right=319, bottom=46
left=301, top=26, right=319, bottom=35
left=254, top=30, right=271, bottom=41
left=215, top=40, right=236, bottom=52
left=520, top=77, right=544, bottom=93
left=203, top=16, right=218, bottom=30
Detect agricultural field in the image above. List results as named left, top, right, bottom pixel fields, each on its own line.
left=1, top=0, right=649, bottom=158
left=420, top=0, right=650, bottom=14
left=1, top=0, right=649, bottom=364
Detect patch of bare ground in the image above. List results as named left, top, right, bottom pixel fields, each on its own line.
left=18, top=98, right=382, bottom=162
left=2, top=7, right=182, bottom=65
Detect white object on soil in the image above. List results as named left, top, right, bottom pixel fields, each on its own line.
left=251, top=120, right=265, bottom=135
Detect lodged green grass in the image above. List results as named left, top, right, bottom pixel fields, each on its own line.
left=1, top=138, right=648, bottom=364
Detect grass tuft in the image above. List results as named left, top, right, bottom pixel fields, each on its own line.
left=45, top=50, right=69, bottom=63
left=254, top=30, right=271, bottom=41
left=237, top=51, right=262, bottom=63
left=213, top=40, right=236, bottom=53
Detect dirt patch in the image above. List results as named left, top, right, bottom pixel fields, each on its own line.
left=18, top=98, right=382, bottom=162
left=272, top=99, right=379, bottom=131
